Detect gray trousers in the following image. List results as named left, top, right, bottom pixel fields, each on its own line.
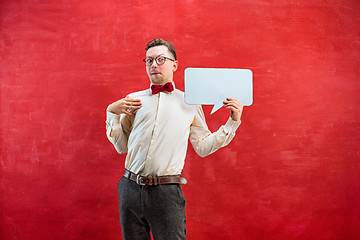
left=118, top=176, right=187, bottom=240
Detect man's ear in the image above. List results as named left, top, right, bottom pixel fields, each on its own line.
left=173, top=60, right=179, bottom=72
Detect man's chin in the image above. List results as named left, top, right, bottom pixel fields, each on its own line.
left=150, top=77, right=165, bottom=85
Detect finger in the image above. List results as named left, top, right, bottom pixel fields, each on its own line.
left=224, top=98, right=242, bottom=104
left=224, top=102, right=242, bottom=109
left=226, top=97, right=240, bottom=103
left=224, top=98, right=242, bottom=106
left=125, top=98, right=142, bottom=103
left=121, top=108, right=134, bottom=116
left=224, top=103, right=243, bottom=112
left=124, top=102, right=142, bottom=110
left=223, top=100, right=239, bottom=105
left=124, top=99, right=142, bottom=107
left=224, top=105, right=240, bottom=112
left=130, top=102, right=142, bottom=107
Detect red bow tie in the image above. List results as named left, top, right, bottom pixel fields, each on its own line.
left=151, top=82, right=174, bottom=94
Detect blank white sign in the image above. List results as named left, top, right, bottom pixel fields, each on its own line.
left=184, top=68, right=253, bottom=114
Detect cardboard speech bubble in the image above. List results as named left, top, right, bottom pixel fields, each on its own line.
left=184, top=68, right=253, bottom=114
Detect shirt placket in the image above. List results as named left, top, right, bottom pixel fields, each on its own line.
left=144, top=93, right=162, bottom=171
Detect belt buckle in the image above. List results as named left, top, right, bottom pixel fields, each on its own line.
left=136, top=175, right=145, bottom=186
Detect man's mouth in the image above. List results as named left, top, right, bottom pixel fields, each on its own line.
left=151, top=71, right=161, bottom=75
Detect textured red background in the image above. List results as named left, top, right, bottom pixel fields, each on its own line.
left=1, top=0, right=360, bottom=239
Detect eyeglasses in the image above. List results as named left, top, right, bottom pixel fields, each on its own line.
left=143, top=55, right=175, bottom=66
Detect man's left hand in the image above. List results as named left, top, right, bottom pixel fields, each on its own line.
left=223, top=98, right=243, bottom=122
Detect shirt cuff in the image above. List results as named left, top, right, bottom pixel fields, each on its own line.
left=106, top=111, right=121, bottom=126
left=224, top=117, right=241, bottom=133
left=106, top=111, right=123, bottom=139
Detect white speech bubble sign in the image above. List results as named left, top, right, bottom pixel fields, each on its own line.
left=184, top=68, right=253, bottom=114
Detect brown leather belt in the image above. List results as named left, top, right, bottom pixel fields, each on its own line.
left=123, top=169, right=187, bottom=186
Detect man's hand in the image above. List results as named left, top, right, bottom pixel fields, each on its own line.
left=223, top=98, right=243, bottom=122
left=107, top=96, right=142, bottom=116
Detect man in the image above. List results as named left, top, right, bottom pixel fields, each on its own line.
left=106, top=38, right=243, bottom=240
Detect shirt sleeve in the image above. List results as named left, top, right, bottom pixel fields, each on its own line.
left=105, top=111, right=132, bottom=154
left=189, top=106, right=241, bottom=157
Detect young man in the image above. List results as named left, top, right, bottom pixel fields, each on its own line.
left=106, top=38, right=243, bottom=240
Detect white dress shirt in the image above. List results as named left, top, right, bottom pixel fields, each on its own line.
left=106, top=84, right=241, bottom=176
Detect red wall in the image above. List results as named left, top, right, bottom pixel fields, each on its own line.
left=1, top=0, right=360, bottom=239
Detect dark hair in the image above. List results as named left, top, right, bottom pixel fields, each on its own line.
left=145, top=38, right=177, bottom=60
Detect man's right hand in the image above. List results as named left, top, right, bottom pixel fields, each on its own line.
left=107, top=96, right=142, bottom=116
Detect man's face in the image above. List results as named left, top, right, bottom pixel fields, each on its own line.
left=145, top=45, right=178, bottom=85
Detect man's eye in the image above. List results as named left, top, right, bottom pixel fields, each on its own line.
left=146, top=58, right=153, bottom=63
left=157, top=57, right=165, bottom=62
